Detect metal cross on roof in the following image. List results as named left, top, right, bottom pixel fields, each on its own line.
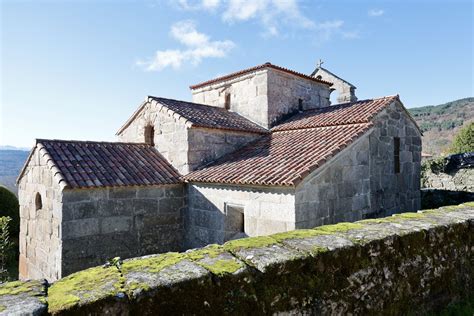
left=317, top=59, right=324, bottom=68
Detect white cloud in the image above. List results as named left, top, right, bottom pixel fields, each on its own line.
left=222, top=0, right=315, bottom=36
left=177, top=0, right=220, bottom=11
left=137, top=20, right=234, bottom=71
left=314, top=20, right=344, bottom=41
left=368, top=9, right=384, bottom=17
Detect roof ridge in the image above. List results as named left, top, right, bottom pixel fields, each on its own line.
left=36, top=139, right=151, bottom=147
left=272, top=122, right=373, bottom=134
left=189, top=62, right=333, bottom=90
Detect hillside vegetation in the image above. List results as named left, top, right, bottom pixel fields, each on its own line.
left=409, top=97, right=474, bottom=156
left=0, top=150, right=29, bottom=195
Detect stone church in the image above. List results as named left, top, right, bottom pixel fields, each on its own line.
left=17, top=62, right=422, bottom=281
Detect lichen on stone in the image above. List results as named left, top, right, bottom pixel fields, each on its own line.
left=198, top=259, right=243, bottom=276
left=316, top=222, right=364, bottom=233
left=0, top=280, right=35, bottom=296
left=0, top=304, right=5, bottom=312
left=271, top=229, right=330, bottom=243
left=121, top=252, right=185, bottom=274
left=223, top=236, right=278, bottom=251
left=185, top=244, right=222, bottom=261
left=47, top=265, right=121, bottom=313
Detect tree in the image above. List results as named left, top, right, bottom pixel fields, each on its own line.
left=0, top=186, right=19, bottom=237
left=450, top=122, right=474, bottom=154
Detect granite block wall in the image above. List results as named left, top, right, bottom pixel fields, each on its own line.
left=60, top=184, right=185, bottom=278
left=295, top=101, right=421, bottom=228
left=295, top=133, right=372, bottom=228
left=187, top=128, right=260, bottom=172
left=185, top=183, right=295, bottom=249
left=191, top=67, right=332, bottom=128
left=18, top=146, right=63, bottom=281
left=5, top=203, right=472, bottom=315
left=117, top=100, right=190, bottom=174
left=192, top=69, right=270, bottom=128
left=266, top=67, right=331, bottom=126
left=369, top=101, right=422, bottom=214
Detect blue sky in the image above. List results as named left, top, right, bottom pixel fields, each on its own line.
left=1, top=0, right=472, bottom=147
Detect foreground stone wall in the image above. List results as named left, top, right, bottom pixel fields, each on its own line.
left=61, top=184, right=184, bottom=278
left=3, top=203, right=472, bottom=315
left=185, top=183, right=295, bottom=249
left=18, top=145, right=63, bottom=281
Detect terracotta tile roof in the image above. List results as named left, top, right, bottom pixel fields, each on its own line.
left=150, top=97, right=268, bottom=134
left=189, top=62, right=333, bottom=90
left=184, top=123, right=372, bottom=186
left=116, top=96, right=268, bottom=135
left=272, top=96, right=399, bottom=131
left=18, top=139, right=181, bottom=189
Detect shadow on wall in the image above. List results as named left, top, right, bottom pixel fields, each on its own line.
left=421, top=189, right=474, bottom=209
left=184, top=188, right=249, bottom=250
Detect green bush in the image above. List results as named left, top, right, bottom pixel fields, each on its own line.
left=0, top=216, right=13, bottom=282
left=450, top=122, right=474, bottom=154
left=0, top=186, right=19, bottom=237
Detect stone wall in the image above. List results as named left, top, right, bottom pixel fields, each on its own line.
left=295, top=134, right=371, bottom=228
left=295, top=102, right=422, bottom=228
left=185, top=183, right=295, bottom=249
left=266, top=67, right=330, bottom=126
left=3, top=203, right=473, bottom=315
left=117, top=100, right=190, bottom=174
left=192, top=68, right=269, bottom=128
left=422, top=168, right=474, bottom=192
left=187, top=128, right=261, bottom=172
left=60, top=184, right=184, bottom=278
left=191, top=67, right=331, bottom=128
left=18, top=146, right=63, bottom=281
left=368, top=101, right=422, bottom=214
left=312, top=68, right=357, bottom=103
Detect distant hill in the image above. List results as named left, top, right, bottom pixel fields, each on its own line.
left=0, top=150, right=29, bottom=195
left=409, top=97, right=474, bottom=156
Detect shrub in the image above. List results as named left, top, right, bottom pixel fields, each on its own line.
left=0, top=216, right=12, bottom=282
left=0, top=186, right=19, bottom=237
left=450, top=122, right=474, bottom=154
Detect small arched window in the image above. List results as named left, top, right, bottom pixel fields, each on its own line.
left=316, top=75, right=322, bottom=80
left=35, top=193, right=42, bottom=211
left=144, top=125, right=155, bottom=146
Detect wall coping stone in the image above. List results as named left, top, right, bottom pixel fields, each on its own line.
left=1, top=202, right=473, bottom=315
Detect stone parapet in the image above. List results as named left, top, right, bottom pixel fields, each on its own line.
left=2, top=202, right=473, bottom=315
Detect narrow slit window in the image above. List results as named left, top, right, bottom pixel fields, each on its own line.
left=298, top=98, right=303, bottom=111
left=394, top=137, right=400, bottom=174
left=144, top=125, right=155, bottom=146
left=35, top=193, right=42, bottom=211
left=224, top=93, right=231, bottom=110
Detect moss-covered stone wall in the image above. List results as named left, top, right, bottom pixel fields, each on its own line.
left=1, top=202, right=473, bottom=315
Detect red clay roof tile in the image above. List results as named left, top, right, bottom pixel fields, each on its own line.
left=184, top=123, right=373, bottom=187
left=32, top=139, right=181, bottom=189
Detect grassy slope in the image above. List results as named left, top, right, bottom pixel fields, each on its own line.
left=409, top=97, right=474, bottom=156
